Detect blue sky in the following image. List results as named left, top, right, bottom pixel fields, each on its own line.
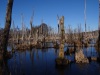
left=0, top=0, right=99, bottom=32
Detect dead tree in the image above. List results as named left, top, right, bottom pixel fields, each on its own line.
left=0, top=0, right=14, bottom=55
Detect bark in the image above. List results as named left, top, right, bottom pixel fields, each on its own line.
left=0, top=0, right=14, bottom=55
left=30, top=21, right=33, bottom=36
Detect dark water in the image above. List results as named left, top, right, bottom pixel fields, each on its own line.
left=6, top=46, right=100, bottom=75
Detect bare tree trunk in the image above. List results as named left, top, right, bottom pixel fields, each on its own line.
left=0, top=0, right=14, bottom=55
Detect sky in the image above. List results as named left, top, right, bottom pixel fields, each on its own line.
left=0, top=0, right=99, bottom=32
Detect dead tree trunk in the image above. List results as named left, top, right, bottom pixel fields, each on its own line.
left=0, top=0, right=14, bottom=55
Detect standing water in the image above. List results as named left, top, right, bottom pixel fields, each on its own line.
left=6, top=45, right=100, bottom=75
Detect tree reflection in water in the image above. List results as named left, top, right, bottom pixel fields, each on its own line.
left=2, top=46, right=100, bottom=75
left=0, top=58, right=10, bottom=75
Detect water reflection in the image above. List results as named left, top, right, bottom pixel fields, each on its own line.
left=30, top=49, right=34, bottom=64
left=0, top=45, right=99, bottom=75
left=76, top=62, right=100, bottom=75
left=65, top=54, right=75, bottom=62
left=83, top=47, right=99, bottom=57
left=0, top=58, right=10, bottom=75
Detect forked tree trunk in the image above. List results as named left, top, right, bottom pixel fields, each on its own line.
left=0, top=0, right=14, bottom=55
